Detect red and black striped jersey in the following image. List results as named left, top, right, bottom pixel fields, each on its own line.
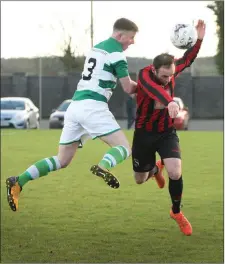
left=135, top=39, right=202, bottom=133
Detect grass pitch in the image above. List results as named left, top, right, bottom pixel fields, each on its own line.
left=1, top=130, right=223, bottom=263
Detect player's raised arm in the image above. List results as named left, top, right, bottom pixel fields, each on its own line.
left=174, top=20, right=206, bottom=77
left=138, top=68, right=173, bottom=105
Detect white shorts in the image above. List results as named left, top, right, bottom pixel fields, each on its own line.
left=59, top=100, right=121, bottom=145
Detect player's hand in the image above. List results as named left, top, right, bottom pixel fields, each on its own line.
left=196, top=19, right=206, bottom=40
left=168, top=101, right=179, bottom=118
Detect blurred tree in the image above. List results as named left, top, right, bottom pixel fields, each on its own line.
left=57, top=19, right=86, bottom=73
left=60, top=36, right=84, bottom=73
left=207, top=1, right=224, bottom=74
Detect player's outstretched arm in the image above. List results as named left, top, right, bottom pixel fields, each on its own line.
left=196, top=19, right=206, bottom=40
left=119, top=76, right=137, bottom=94
left=175, top=20, right=206, bottom=77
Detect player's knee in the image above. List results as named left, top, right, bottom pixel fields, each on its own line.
left=134, top=173, right=146, bottom=184
left=164, top=159, right=181, bottom=180
left=135, top=178, right=145, bottom=184
left=168, top=170, right=181, bottom=180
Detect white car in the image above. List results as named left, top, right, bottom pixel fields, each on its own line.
left=0, top=97, right=39, bottom=129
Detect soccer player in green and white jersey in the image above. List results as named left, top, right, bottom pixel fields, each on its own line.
left=6, top=18, right=139, bottom=212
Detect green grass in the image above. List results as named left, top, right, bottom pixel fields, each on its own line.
left=1, top=130, right=223, bottom=263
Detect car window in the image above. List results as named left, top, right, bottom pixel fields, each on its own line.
left=57, top=101, right=71, bottom=111
left=1, top=100, right=25, bottom=110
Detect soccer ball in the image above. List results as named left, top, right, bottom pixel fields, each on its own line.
left=170, top=24, right=197, bottom=49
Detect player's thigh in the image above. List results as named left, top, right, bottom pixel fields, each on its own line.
left=163, top=158, right=182, bottom=180
left=100, top=130, right=130, bottom=150
left=58, top=143, right=80, bottom=168
left=59, top=122, right=86, bottom=167
left=81, top=101, right=127, bottom=146
left=59, top=112, right=90, bottom=146
left=157, top=130, right=181, bottom=160
left=132, top=130, right=156, bottom=180
left=58, top=106, right=90, bottom=166
left=133, top=151, right=156, bottom=183
left=157, top=130, right=182, bottom=179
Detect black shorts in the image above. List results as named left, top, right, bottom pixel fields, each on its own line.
left=132, top=129, right=181, bottom=172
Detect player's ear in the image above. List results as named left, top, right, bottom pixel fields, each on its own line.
left=118, top=33, right=122, bottom=40
left=152, top=66, right=156, bottom=74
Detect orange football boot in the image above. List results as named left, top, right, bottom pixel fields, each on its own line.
left=153, top=160, right=165, bottom=188
left=6, top=176, right=22, bottom=212
left=170, top=210, right=193, bottom=236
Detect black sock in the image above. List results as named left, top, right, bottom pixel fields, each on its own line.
left=169, top=176, right=183, bottom=214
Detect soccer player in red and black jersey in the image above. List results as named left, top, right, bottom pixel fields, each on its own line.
left=132, top=20, right=206, bottom=236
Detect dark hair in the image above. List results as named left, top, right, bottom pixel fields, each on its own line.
left=113, top=18, right=139, bottom=32
left=153, top=53, right=175, bottom=70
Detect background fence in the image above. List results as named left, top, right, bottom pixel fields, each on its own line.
left=1, top=72, right=224, bottom=119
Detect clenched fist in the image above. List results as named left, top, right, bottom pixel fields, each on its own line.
left=168, top=101, right=179, bottom=118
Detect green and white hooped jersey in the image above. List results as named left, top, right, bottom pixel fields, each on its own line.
left=72, top=37, right=129, bottom=103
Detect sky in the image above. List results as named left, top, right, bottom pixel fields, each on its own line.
left=1, top=1, right=218, bottom=59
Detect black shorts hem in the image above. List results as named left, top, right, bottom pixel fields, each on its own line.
left=160, top=153, right=181, bottom=160
left=133, top=166, right=155, bottom=173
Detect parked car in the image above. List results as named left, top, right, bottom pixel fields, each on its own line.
left=49, top=99, right=72, bottom=129
left=173, top=97, right=189, bottom=130
left=0, top=97, right=39, bottom=129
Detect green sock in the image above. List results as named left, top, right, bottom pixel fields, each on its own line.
left=18, top=156, right=61, bottom=187
left=99, top=145, right=130, bottom=170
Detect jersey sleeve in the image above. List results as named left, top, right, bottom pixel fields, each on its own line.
left=174, top=39, right=202, bottom=77
left=138, top=68, right=173, bottom=106
left=108, top=52, right=129, bottom=78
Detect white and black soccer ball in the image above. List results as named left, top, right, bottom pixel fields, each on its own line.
left=170, top=24, right=197, bottom=49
